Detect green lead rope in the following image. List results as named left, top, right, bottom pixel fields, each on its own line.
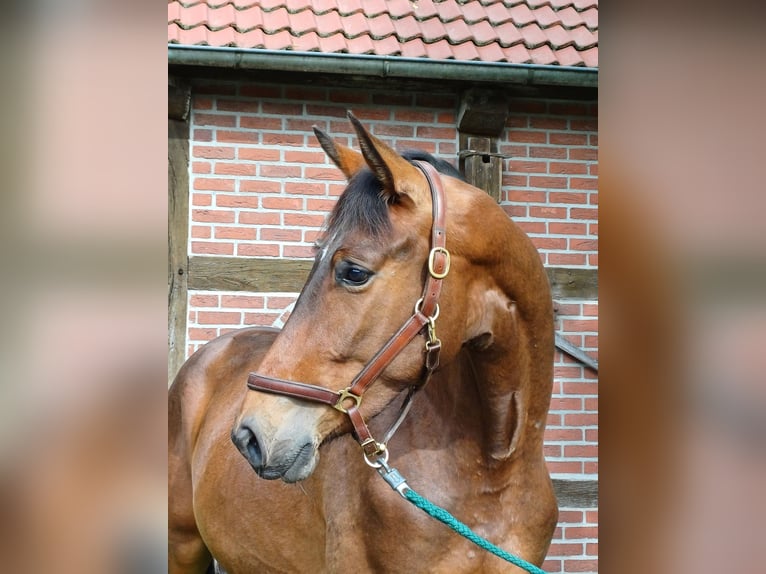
left=376, top=460, right=547, bottom=574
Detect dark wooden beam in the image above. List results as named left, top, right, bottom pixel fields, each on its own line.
left=187, top=256, right=597, bottom=299
left=459, top=134, right=504, bottom=202
left=168, top=118, right=190, bottom=383
left=552, top=479, right=598, bottom=508
left=168, top=77, right=191, bottom=121
left=457, top=88, right=509, bottom=137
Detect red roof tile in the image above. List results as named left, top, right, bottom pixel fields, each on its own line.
left=168, top=0, right=598, bottom=67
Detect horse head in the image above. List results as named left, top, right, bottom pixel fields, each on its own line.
left=232, top=112, right=553, bottom=483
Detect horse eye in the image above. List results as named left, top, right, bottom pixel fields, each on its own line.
left=336, top=262, right=373, bottom=287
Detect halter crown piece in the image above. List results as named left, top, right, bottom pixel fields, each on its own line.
left=246, top=161, right=451, bottom=465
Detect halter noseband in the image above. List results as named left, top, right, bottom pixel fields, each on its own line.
left=246, top=161, right=450, bottom=464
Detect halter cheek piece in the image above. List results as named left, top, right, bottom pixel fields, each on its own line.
left=246, top=161, right=450, bottom=465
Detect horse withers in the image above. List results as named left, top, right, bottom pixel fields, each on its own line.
left=168, top=113, right=558, bottom=573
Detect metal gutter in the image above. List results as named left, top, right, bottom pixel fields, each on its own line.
left=168, top=45, right=597, bottom=89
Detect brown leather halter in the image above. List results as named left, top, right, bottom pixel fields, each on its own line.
left=247, top=161, right=451, bottom=464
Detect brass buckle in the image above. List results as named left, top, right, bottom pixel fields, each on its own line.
left=333, top=388, right=361, bottom=413
left=428, top=247, right=451, bottom=279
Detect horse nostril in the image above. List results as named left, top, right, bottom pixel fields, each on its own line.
left=231, top=423, right=264, bottom=470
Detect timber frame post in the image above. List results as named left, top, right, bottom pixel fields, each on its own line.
left=457, top=88, right=509, bottom=203
left=168, top=78, right=191, bottom=384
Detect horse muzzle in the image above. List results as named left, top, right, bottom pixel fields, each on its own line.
left=231, top=419, right=318, bottom=483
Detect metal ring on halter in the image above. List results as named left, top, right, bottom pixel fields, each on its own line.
left=363, top=445, right=389, bottom=468
left=414, top=298, right=440, bottom=321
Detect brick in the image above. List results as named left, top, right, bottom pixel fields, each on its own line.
left=568, top=147, right=598, bottom=161
left=509, top=130, right=546, bottom=144
left=262, top=132, right=305, bottom=146
left=546, top=543, right=584, bottom=556
left=546, top=460, right=582, bottom=474
left=188, top=328, right=217, bottom=341
left=585, top=428, right=598, bottom=442
left=216, top=130, right=259, bottom=144
left=214, top=163, right=257, bottom=176
left=328, top=89, right=370, bottom=104
left=510, top=99, right=546, bottom=113
left=550, top=397, right=582, bottom=411
left=529, top=176, right=568, bottom=189
left=416, top=126, right=455, bottom=140
left=215, top=195, right=260, bottom=209
left=510, top=160, right=547, bottom=173
left=192, top=193, right=212, bottom=207
left=570, top=118, right=597, bottom=131
left=191, top=225, right=210, bottom=239
left=306, top=104, right=348, bottom=118
left=375, top=124, right=415, bottom=137
left=549, top=192, right=587, bottom=204
left=305, top=167, right=344, bottom=181
left=194, top=84, right=236, bottom=96
left=549, top=132, right=588, bottom=146
left=239, top=116, right=282, bottom=130
left=503, top=175, right=528, bottom=188
left=554, top=365, right=583, bottom=379
left=283, top=213, right=326, bottom=227
left=549, top=222, right=587, bottom=235
left=503, top=205, right=527, bottom=218
left=238, top=211, right=280, bottom=225
left=563, top=559, right=598, bottom=572
left=261, top=165, right=301, bottom=178
left=260, top=228, right=302, bottom=242
left=283, top=245, right=316, bottom=258
left=508, top=190, right=546, bottom=203
left=438, top=142, right=457, bottom=155
left=549, top=161, right=588, bottom=175
left=237, top=244, right=280, bottom=257
left=415, top=93, right=456, bottom=108
left=570, top=207, right=598, bottom=220
left=221, top=295, right=265, bottom=309
left=190, top=294, right=219, bottom=307
left=394, top=110, right=434, bottom=123
left=193, top=177, right=235, bottom=191
left=191, top=242, right=234, bottom=255
left=544, top=428, right=583, bottom=441
left=530, top=206, right=567, bottom=219
left=372, top=92, right=413, bottom=106
left=194, top=113, right=236, bottom=127
left=261, top=102, right=303, bottom=115
left=284, top=150, right=326, bottom=163
left=193, top=129, right=213, bottom=142
left=285, top=182, right=327, bottom=196
left=284, top=86, right=327, bottom=100
left=193, top=146, right=235, bottom=159
left=530, top=146, right=567, bottom=159
left=192, top=209, right=235, bottom=223
left=192, top=161, right=212, bottom=174
left=291, top=118, right=328, bottom=132
left=240, top=180, right=280, bottom=193
left=396, top=140, right=436, bottom=152
left=548, top=101, right=588, bottom=115
left=436, top=111, right=455, bottom=124
left=306, top=198, right=337, bottom=211
left=266, top=296, right=297, bottom=310
left=541, top=558, right=562, bottom=573
left=544, top=444, right=561, bottom=457
left=562, top=319, right=598, bottom=332
left=570, top=177, right=598, bottom=190
left=584, top=461, right=598, bottom=474
left=564, top=413, right=598, bottom=427
left=215, top=227, right=257, bottom=240
left=564, top=445, right=598, bottom=458
left=561, top=381, right=597, bottom=395
left=244, top=312, right=281, bottom=326
left=532, top=237, right=567, bottom=250
left=570, top=238, right=598, bottom=251
left=586, top=542, right=598, bottom=556
left=557, top=510, right=584, bottom=523
left=584, top=397, right=598, bottom=411
left=516, top=221, right=547, bottom=235
left=238, top=148, right=281, bottom=162
left=192, top=96, right=213, bottom=110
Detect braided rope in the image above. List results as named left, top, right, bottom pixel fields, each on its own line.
left=404, top=489, right=547, bottom=574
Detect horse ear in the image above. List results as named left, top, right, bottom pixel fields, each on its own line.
left=347, top=111, right=424, bottom=204
left=313, top=126, right=365, bottom=180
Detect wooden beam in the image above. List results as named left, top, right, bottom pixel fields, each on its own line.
left=548, top=267, right=598, bottom=299
left=457, top=88, right=508, bottom=137
left=552, top=479, right=598, bottom=508
left=187, top=256, right=597, bottom=299
left=168, top=118, right=190, bottom=383
left=188, top=256, right=314, bottom=293
left=459, top=134, right=503, bottom=202
left=168, top=77, right=191, bottom=121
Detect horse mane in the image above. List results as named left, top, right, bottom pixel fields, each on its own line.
left=323, top=151, right=463, bottom=243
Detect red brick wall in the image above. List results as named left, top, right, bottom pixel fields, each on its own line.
left=183, top=79, right=598, bottom=573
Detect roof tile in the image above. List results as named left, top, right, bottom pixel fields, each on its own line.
left=401, top=38, right=428, bottom=59
left=451, top=40, right=481, bottom=61
left=262, top=7, right=290, bottom=33
left=461, top=1, right=488, bottom=24
left=368, top=13, right=396, bottom=39
left=412, top=0, right=439, bottom=20
left=393, top=14, right=422, bottom=42
left=470, top=19, right=498, bottom=46
left=424, top=38, right=454, bottom=60
left=315, top=10, right=343, bottom=36
left=317, top=32, right=347, bottom=53
left=544, top=24, right=573, bottom=50
left=553, top=45, right=584, bottom=67
left=419, top=16, right=448, bottom=43
left=169, top=0, right=598, bottom=67
left=286, top=9, right=316, bottom=36
left=528, top=44, right=557, bottom=65
left=444, top=18, right=473, bottom=44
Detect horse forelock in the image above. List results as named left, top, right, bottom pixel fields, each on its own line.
left=321, top=151, right=462, bottom=245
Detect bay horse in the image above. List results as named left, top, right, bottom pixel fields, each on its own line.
left=169, top=113, right=557, bottom=573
